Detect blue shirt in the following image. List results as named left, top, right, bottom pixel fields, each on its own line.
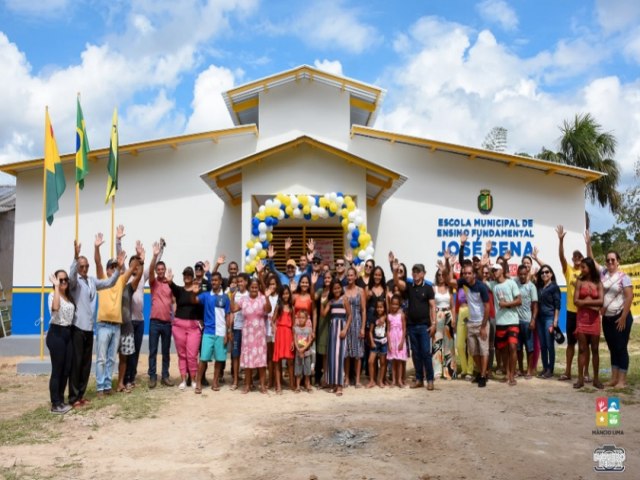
left=197, top=289, right=230, bottom=336
left=267, top=260, right=312, bottom=286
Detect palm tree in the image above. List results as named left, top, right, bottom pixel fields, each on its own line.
left=537, top=113, right=620, bottom=213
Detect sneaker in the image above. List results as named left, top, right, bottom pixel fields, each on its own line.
left=179, top=381, right=186, bottom=391
left=51, top=403, right=72, bottom=415
left=161, top=377, right=175, bottom=387
left=471, top=373, right=480, bottom=384
left=478, top=376, right=487, bottom=388
left=186, top=375, right=192, bottom=387
left=149, top=378, right=157, bottom=389
left=192, top=382, right=197, bottom=389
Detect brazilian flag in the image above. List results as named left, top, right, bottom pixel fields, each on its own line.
left=75, top=97, right=90, bottom=189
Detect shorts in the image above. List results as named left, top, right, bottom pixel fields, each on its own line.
left=566, top=311, right=577, bottom=345
left=294, top=355, right=312, bottom=376
left=517, top=321, right=534, bottom=353
left=200, top=334, right=227, bottom=362
left=495, top=325, right=519, bottom=350
left=119, top=332, right=135, bottom=356
left=467, top=322, right=489, bottom=357
left=371, top=340, right=388, bottom=355
left=231, top=329, right=242, bottom=359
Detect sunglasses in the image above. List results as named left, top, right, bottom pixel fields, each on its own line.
left=335, top=262, right=345, bottom=267
left=540, top=270, right=551, bottom=275
left=58, top=278, right=69, bottom=284
left=365, top=264, right=373, bottom=268
left=605, top=258, right=616, bottom=264
left=313, top=260, right=321, bottom=264
left=78, top=264, right=89, bottom=269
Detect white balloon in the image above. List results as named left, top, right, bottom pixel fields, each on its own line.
left=265, top=199, right=273, bottom=208
left=366, top=246, right=374, bottom=256
left=291, top=196, right=299, bottom=208
left=273, top=199, right=282, bottom=208
left=336, top=196, right=344, bottom=207
left=311, top=205, right=319, bottom=215
left=259, top=232, right=267, bottom=241
left=278, top=209, right=285, bottom=220
left=293, top=208, right=302, bottom=218
left=258, top=222, right=267, bottom=232
left=319, top=208, right=328, bottom=218
left=347, top=222, right=355, bottom=232
left=249, top=248, right=257, bottom=258
left=259, top=205, right=266, bottom=213
left=354, top=215, right=363, bottom=225
left=254, top=242, right=262, bottom=252
left=330, top=192, right=337, bottom=201
left=358, top=250, right=366, bottom=260
left=347, top=211, right=356, bottom=221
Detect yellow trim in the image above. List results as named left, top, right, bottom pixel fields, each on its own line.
left=350, top=97, right=376, bottom=112
left=1, top=125, right=259, bottom=175
left=351, top=125, right=604, bottom=184
left=232, top=97, right=259, bottom=113
left=225, top=65, right=382, bottom=98
left=216, top=172, right=242, bottom=188
left=366, top=173, right=392, bottom=189
left=13, top=287, right=53, bottom=293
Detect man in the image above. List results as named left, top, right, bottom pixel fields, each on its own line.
left=311, top=253, right=324, bottom=291
left=94, top=233, right=137, bottom=397
left=515, top=264, right=538, bottom=378
left=334, top=258, right=348, bottom=286
left=534, top=225, right=589, bottom=382
left=394, top=262, right=436, bottom=391
left=194, top=272, right=232, bottom=392
left=487, top=261, right=521, bottom=386
left=212, top=255, right=238, bottom=290
left=266, top=242, right=313, bottom=287
left=68, top=237, right=122, bottom=407
left=452, top=263, right=491, bottom=387
left=148, top=240, right=174, bottom=388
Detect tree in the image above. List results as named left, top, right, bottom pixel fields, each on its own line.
left=590, top=226, right=640, bottom=264
left=538, top=113, right=621, bottom=213
left=616, top=160, right=640, bottom=241
left=482, top=127, right=508, bottom=152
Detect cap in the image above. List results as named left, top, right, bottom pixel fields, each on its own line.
left=554, top=326, right=566, bottom=345
left=472, top=256, right=481, bottom=263
left=312, top=253, right=323, bottom=262
left=411, top=263, right=425, bottom=273
left=194, top=261, right=205, bottom=270
left=182, top=266, right=195, bottom=276
left=491, top=263, right=503, bottom=271
left=106, top=259, right=118, bottom=269
left=286, top=259, right=297, bottom=268
left=572, top=250, right=584, bottom=259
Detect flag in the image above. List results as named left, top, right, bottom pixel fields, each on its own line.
left=75, top=96, right=90, bottom=189
left=45, top=109, right=66, bottom=225
left=105, top=108, right=118, bottom=203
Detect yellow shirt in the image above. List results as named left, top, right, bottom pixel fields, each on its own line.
left=564, top=265, right=581, bottom=313
left=97, top=275, right=126, bottom=324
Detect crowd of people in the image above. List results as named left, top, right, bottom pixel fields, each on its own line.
left=45, top=225, right=634, bottom=413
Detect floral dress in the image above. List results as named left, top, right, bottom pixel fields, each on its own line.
left=239, top=294, right=267, bottom=369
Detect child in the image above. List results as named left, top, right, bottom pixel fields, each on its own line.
left=272, top=285, right=295, bottom=394
left=230, top=273, right=249, bottom=391
left=265, top=274, right=280, bottom=390
left=293, top=310, right=313, bottom=393
left=366, top=299, right=388, bottom=388
left=386, top=295, right=407, bottom=387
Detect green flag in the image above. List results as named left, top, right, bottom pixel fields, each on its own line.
left=45, top=109, right=66, bottom=225
left=75, top=96, right=90, bottom=189
left=105, top=108, right=118, bottom=203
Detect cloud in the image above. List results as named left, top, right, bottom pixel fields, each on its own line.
left=595, top=0, right=640, bottom=34
left=3, top=0, right=69, bottom=17
left=377, top=16, right=640, bottom=180
left=476, top=0, right=518, bottom=32
left=287, top=0, right=380, bottom=54
left=185, top=65, right=237, bottom=133
left=313, top=59, right=343, bottom=76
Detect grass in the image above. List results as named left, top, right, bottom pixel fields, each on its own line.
left=0, top=381, right=165, bottom=447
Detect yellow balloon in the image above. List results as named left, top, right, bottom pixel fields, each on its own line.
left=302, top=205, right=311, bottom=215
left=329, top=202, right=338, bottom=213
left=245, top=264, right=253, bottom=273
left=311, top=214, right=319, bottom=220
left=285, top=205, right=293, bottom=216
left=298, top=194, right=308, bottom=206
left=340, top=208, right=348, bottom=218
left=267, top=232, right=273, bottom=241
left=258, top=250, right=267, bottom=259
left=359, top=236, right=368, bottom=247
left=247, top=240, right=254, bottom=248
left=347, top=203, right=355, bottom=212
left=344, top=195, right=353, bottom=204
left=359, top=224, right=367, bottom=232
left=257, top=212, right=265, bottom=221
left=319, top=197, right=328, bottom=208
left=341, top=218, right=348, bottom=229
left=283, top=195, right=291, bottom=206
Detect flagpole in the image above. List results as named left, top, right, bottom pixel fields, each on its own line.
left=110, top=196, right=115, bottom=258
left=39, top=107, right=48, bottom=360
left=75, top=92, right=80, bottom=243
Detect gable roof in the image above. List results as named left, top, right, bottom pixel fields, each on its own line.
left=201, top=134, right=406, bottom=207
left=351, top=125, right=605, bottom=184
left=222, top=65, right=385, bottom=129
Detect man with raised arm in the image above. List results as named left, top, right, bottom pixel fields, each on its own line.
left=266, top=238, right=314, bottom=287
left=68, top=236, right=122, bottom=408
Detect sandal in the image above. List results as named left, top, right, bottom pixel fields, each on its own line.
left=276, top=389, right=283, bottom=395
left=573, top=382, right=584, bottom=389
left=294, top=388, right=300, bottom=393
left=335, top=390, right=343, bottom=397
left=211, top=386, right=220, bottom=392
left=584, top=375, right=592, bottom=383
left=230, top=384, right=238, bottom=391
left=558, top=374, right=571, bottom=381
left=194, top=387, right=202, bottom=394
left=593, top=381, right=604, bottom=390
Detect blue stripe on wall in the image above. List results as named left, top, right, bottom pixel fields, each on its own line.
left=10, top=291, right=152, bottom=335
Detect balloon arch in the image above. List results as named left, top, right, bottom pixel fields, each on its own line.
left=243, top=192, right=374, bottom=273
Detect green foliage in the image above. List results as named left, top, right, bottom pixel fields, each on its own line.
left=590, top=227, right=640, bottom=264
left=615, top=160, right=640, bottom=241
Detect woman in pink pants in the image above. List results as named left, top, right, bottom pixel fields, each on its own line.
left=168, top=267, right=203, bottom=390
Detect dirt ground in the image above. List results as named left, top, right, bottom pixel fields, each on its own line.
left=0, top=353, right=638, bottom=480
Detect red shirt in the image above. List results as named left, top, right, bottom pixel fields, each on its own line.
left=150, top=278, right=173, bottom=322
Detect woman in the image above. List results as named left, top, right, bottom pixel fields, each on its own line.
left=599, top=251, right=634, bottom=388
left=573, top=257, right=604, bottom=389
left=366, top=266, right=387, bottom=383
left=361, top=259, right=375, bottom=288
left=535, top=265, right=561, bottom=378
left=264, top=273, right=281, bottom=389
left=322, top=279, right=352, bottom=396
left=47, top=270, right=75, bottom=414
left=522, top=255, right=541, bottom=373
left=314, top=270, right=333, bottom=387
left=294, top=274, right=316, bottom=335
left=168, top=266, right=202, bottom=390
left=232, top=275, right=274, bottom=394
left=433, top=268, right=456, bottom=379
left=455, top=287, right=474, bottom=380
left=344, top=267, right=367, bottom=387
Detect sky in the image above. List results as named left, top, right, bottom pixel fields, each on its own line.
left=0, top=0, right=638, bottom=233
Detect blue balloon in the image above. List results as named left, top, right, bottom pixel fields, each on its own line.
left=350, top=239, right=359, bottom=249
left=328, top=209, right=335, bottom=217
left=265, top=217, right=273, bottom=227
left=252, top=217, right=259, bottom=226
left=262, top=241, right=269, bottom=249
left=272, top=218, right=279, bottom=226
left=337, top=191, right=344, bottom=198
left=354, top=257, right=362, bottom=265
left=252, top=227, right=259, bottom=236
left=352, top=229, right=360, bottom=238
left=245, top=249, right=249, bottom=256
left=304, top=213, right=312, bottom=220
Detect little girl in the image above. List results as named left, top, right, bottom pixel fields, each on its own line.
left=272, top=285, right=295, bottom=394
left=366, top=299, right=388, bottom=388
left=386, top=295, right=407, bottom=387
left=293, top=310, right=313, bottom=393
